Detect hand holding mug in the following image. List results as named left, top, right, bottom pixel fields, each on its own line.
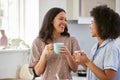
left=73, top=50, right=81, bottom=64
left=43, top=43, right=53, bottom=55
left=60, top=46, right=71, bottom=56
left=74, top=50, right=90, bottom=65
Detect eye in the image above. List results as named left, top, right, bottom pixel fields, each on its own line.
left=59, top=17, right=66, bottom=21
left=59, top=18, right=63, bottom=20
left=90, top=21, right=93, bottom=25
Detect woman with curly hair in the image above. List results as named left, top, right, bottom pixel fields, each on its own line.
left=74, top=5, right=120, bottom=80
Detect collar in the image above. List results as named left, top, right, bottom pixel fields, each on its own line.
left=99, top=39, right=112, bottom=48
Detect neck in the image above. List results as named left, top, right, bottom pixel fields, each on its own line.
left=53, top=31, right=61, bottom=38
left=97, top=37, right=104, bottom=48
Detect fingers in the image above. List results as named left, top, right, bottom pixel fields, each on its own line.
left=73, top=50, right=85, bottom=64
left=44, top=44, right=53, bottom=54
left=59, top=46, right=71, bottom=56
left=60, top=46, right=69, bottom=53
left=59, top=46, right=66, bottom=52
left=47, top=44, right=53, bottom=50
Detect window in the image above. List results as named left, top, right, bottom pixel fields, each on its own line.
left=0, top=0, right=39, bottom=46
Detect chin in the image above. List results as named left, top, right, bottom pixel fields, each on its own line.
left=91, top=35, right=95, bottom=37
left=60, top=30, right=64, bottom=33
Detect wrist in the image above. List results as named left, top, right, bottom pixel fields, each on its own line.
left=65, top=52, right=71, bottom=57
left=85, top=59, right=91, bottom=67
left=41, top=52, right=47, bottom=60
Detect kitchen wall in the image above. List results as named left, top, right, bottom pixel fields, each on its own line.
left=68, top=22, right=97, bottom=54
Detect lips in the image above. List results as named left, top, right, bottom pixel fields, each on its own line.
left=61, top=26, right=65, bottom=29
left=60, top=24, right=65, bottom=29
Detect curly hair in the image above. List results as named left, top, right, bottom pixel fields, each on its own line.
left=90, top=5, right=120, bottom=40
left=39, top=7, right=70, bottom=44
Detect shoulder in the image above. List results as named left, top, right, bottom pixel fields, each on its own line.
left=32, top=37, right=45, bottom=46
left=33, top=37, right=43, bottom=43
left=70, top=36, right=76, bottom=39
left=69, top=36, right=78, bottom=42
left=61, top=36, right=78, bottom=42
left=105, top=41, right=120, bottom=57
left=107, top=41, right=119, bottom=51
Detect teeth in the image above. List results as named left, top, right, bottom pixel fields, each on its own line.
left=61, top=25, right=64, bottom=28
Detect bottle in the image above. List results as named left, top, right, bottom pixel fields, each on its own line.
left=0, top=29, right=8, bottom=49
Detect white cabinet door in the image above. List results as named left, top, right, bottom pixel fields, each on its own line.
left=66, top=0, right=80, bottom=20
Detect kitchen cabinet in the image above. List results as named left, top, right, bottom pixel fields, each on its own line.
left=66, top=0, right=116, bottom=20
left=116, top=0, right=120, bottom=14
left=81, top=0, right=115, bottom=17
left=0, top=49, right=30, bottom=79
left=66, top=0, right=80, bottom=20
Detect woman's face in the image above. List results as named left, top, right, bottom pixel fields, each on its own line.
left=52, top=11, right=67, bottom=34
left=89, top=19, right=98, bottom=37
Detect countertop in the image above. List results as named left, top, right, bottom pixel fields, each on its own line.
left=35, top=76, right=86, bottom=80
left=73, top=76, right=86, bottom=80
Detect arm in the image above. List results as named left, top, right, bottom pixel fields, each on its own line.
left=80, top=53, right=116, bottom=80
left=73, top=52, right=87, bottom=70
left=34, top=51, right=47, bottom=76
left=69, top=37, right=81, bottom=72
left=65, top=52, right=78, bottom=72
left=34, top=44, right=53, bottom=76
left=30, top=41, right=53, bottom=76
left=60, top=46, right=78, bottom=72
left=86, top=59, right=116, bottom=80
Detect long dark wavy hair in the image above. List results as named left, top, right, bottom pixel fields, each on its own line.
left=90, top=5, right=120, bottom=40
left=39, top=7, right=70, bottom=44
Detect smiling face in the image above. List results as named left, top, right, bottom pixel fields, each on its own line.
left=89, top=19, right=99, bottom=37
left=52, top=11, right=67, bottom=35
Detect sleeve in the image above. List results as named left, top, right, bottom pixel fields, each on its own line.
left=29, top=38, right=44, bottom=68
left=104, top=45, right=119, bottom=71
left=70, top=37, right=81, bottom=54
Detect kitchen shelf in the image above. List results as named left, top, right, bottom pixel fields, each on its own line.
left=78, top=17, right=92, bottom=24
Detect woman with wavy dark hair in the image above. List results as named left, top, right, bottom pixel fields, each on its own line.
left=74, top=5, right=120, bottom=80
left=29, top=7, right=80, bottom=80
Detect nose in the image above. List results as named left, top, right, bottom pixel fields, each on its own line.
left=62, top=19, right=67, bottom=25
left=64, top=20, right=67, bottom=24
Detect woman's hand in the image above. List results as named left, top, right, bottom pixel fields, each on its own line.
left=34, top=43, right=53, bottom=76
left=42, top=43, right=53, bottom=56
left=60, top=46, right=78, bottom=72
left=73, top=51, right=90, bottom=66
left=60, top=46, right=71, bottom=56
left=73, top=52, right=81, bottom=65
